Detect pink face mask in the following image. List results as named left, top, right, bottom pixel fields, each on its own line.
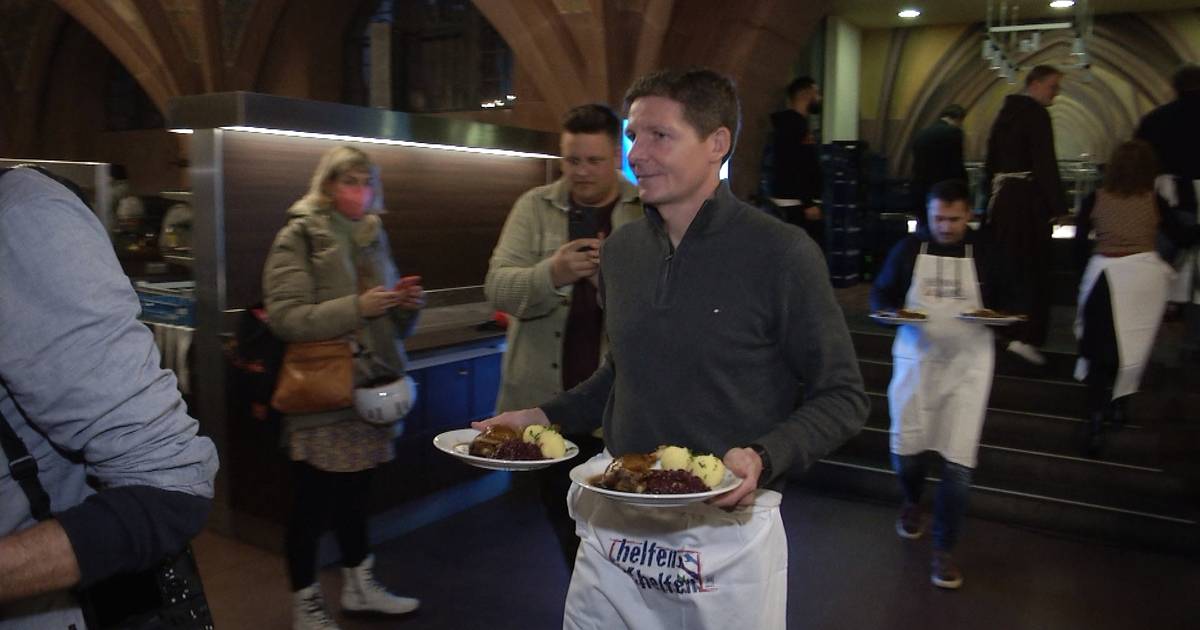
left=333, top=185, right=372, bottom=220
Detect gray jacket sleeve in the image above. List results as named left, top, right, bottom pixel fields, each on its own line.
left=484, top=191, right=565, bottom=319
left=759, top=236, right=869, bottom=482
left=0, top=169, right=218, bottom=582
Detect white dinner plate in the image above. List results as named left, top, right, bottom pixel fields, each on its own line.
left=568, top=457, right=742, bottom=507
left=870, top=312, right=928, bottom=325
left=957, top=313, right=1026, bottom=326
left=432, top=428, right=579, bottom=471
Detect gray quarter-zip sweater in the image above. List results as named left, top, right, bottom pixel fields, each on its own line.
left=541, top=182, right=869, bottom=489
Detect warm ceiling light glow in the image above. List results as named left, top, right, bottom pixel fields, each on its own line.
left=898, top=8, right=921, bottom=18
left=1049, top=0, right=1075, bottom=8
left=220, top=126, right=557, bottom=160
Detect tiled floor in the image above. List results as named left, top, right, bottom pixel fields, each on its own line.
left=194, top=479, right=1200, bottom=629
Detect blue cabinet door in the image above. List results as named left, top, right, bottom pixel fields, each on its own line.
left=422, top=360, right=471, bottom=432
left=469, top=353, right=502, bottom=420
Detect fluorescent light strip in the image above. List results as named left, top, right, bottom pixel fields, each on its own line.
left=220, top=125, right=557, bottom=159
left=169, top=128, right=194, bottom=134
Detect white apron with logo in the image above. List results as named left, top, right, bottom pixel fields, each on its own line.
left=888, top=244, right=994, bottom=468
left=1073, top=252, right=1173, bottom=399
left=562, top=453, right=788, bottom=630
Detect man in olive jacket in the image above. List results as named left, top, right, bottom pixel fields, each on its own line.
left=484, top=104, right=642, bottom=566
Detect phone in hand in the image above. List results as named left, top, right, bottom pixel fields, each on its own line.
left=568, top=208, right=599, bottom=251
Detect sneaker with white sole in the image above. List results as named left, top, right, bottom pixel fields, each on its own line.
left=1006, top=340, right=1046, bottom=366
left=341, top=555, right=420, bottom=615
left=931, top=551, right=964, bottom=589
left=293, top=583, right=341, bottom=630
left=896, top=502, right=924, bottom=540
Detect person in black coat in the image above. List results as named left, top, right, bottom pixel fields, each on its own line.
left=1136, top=63, right=1200, bottom=360
left=765, top=76, right=825, bottom=250
left=911, top=105, right=968, bottom=226
left=983, top=65, right=1068, bottom=365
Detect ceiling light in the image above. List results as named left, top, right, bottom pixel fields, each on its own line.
left=1049, top=1, right=1075, bottom=8
left=898, top=9, right=921, bottom=19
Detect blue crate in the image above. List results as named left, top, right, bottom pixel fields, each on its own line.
left=136, top=282, right=196, bottom=326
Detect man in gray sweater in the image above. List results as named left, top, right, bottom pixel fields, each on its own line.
left=476, top=68, right=868, bottom=629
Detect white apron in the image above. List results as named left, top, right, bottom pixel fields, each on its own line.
left=1159, top=177, right=1200, bottom=305
left=563, top=453, right=788, bottom=630
left=888, top=244, right=994, bottom=468
left=1073, top=252, right=1173, bottom=399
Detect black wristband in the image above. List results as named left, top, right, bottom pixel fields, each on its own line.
left=747, top=443, right=772, bottom=486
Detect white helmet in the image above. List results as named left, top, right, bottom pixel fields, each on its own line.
left=354, top=375, right=417, bottom=428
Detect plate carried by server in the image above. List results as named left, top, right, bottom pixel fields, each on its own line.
left=432, top=428, right=579, bottom=471
left=869, top=310, right=928, bottom=325
left=568, top=457, right=741, bottom=507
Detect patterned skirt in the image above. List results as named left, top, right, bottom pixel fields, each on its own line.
left=288, top=419, right=394, bottom=472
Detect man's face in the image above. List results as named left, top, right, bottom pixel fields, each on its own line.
left=928, top=198, right=971, bottom=245
left=625, top=95, right=728, bottom=213
left=560, top=132, right=620, bottom=206
left=791, top=85, right=822, bottom=113
left=1028, top=74, right=1062, bottom=107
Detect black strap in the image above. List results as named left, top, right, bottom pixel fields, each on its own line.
left=0, top=400, right=54, bottom=521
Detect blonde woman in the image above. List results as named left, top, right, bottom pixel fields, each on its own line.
left=263, top=146, right=423, bottom=629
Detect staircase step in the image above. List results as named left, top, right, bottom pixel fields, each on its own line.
left=863, top=392, right=1161, bottom=468
left=859, top=358, right=1088, bottom=417
left=795, top=458, right=1200, bottom=556
left=833, top=428, right=1191, bottom=519
left=851, top=330, right=1081, bottom=382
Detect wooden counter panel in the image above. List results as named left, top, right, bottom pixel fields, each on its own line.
left=220, top=130, right=548, bottom=307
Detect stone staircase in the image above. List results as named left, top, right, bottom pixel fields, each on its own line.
left=792, top=328, right=1200, bottom=557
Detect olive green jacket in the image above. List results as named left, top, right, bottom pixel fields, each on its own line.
left=485, top=175, right=641, bottom=412
left=263, top=201, right=417, bottom=432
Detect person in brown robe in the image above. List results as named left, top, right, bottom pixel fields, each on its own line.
left=984, top=64, right=1068, bottom=365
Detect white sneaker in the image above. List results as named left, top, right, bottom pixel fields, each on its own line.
left=1007, top=341, right=1046, bottom=366
left=292, top=584, right=340, bottom=630
left=340, top=555, right=420, bottom=615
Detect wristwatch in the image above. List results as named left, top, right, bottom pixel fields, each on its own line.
left=747, top=443, right=772, bottom=486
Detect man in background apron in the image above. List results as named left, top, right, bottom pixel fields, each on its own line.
left=476, top=68, right=869, bottom=629
left=871, top=179, right=1021, bottom=589
left=983, top=65, right=1068, bottom=366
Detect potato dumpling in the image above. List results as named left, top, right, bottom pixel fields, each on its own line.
left=523, top=424, right=548, bottom=444
left=658, top=445, right=692, bottom=471
left=536, top=429, right=567, bottom=459
left=689, top=454, right=726, bottom=488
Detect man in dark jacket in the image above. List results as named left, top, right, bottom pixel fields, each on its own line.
left=766, top=76, right=825, bottom=250
left=911, top=104, right=968, bottom=226
left=984, top=64, right=1067, bottom=365
left=1137, top=63, right=1200, bottom=359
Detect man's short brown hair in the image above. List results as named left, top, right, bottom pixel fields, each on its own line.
left=561, top=104, right=622, bottom=143
left=1025, top=64, right=1062, bottom=87
left=623, top=68, right=741, bottom=162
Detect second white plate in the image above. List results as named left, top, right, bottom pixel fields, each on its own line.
left=432, top=428, right=579, bottom=471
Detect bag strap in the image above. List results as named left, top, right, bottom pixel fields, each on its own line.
left=0, top=394, right=54, bottom=521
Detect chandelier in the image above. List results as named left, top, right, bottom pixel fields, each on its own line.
left=981, top=0, right=1093, bottom=83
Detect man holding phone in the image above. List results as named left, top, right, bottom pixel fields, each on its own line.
left=484, top=103, right=642, bottom=567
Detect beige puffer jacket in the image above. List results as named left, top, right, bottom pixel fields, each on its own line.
left=263, top=200, right=417, bottom=432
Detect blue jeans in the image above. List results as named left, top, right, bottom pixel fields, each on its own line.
left=891, top=452, right=973, bottom=552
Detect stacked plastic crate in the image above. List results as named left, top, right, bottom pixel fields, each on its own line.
left=822, top=141, right=865, bottom=288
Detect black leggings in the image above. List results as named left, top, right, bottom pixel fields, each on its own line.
left=286, top=461, right=374, bottom=591
left=1080, top=272, right=1120, bottom=415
